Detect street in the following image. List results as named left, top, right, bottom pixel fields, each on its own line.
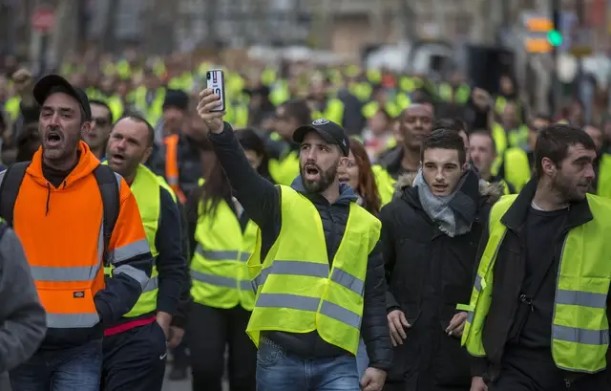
left=162, top=365, right=229, bottom=391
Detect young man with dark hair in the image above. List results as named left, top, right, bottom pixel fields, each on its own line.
left=464, top=124, right=611, bottom=390
left=382, top=129, right=500, bottom=391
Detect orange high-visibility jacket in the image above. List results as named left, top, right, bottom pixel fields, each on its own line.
left=164, top=134, right=187, bottom=203
left=5, top=142, right=152, bottom=333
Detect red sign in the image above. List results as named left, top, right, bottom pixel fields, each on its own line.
left=32, top=7, right=55, bottom=33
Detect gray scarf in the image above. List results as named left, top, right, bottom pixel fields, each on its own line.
left=413, top=169, right=476, bottom=237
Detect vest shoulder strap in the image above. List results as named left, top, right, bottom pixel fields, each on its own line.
left=93, top=165, right=120, bottom=265
left=0, top=161, right=30, bottom=227
left=489, top=194, right=518, bottom=226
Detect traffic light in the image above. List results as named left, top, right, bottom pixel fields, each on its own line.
left=548, top=7, right=563, bottom=48
left=547, top=29, right=563, bottom=46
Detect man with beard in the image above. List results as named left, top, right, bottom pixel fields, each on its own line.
left=0, top=75, right=152, bottom=390
left=103, top=115, right=188, bottom=391
left=463, top=124, right=611, bottom=390
left=83, top=100, right=113, bottom=160
left=381, top=129, right=500, bottom=391
left=197, top=88, right=392, bottom=391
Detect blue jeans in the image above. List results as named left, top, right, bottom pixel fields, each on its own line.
left=256, top=337, right=360, bottom=391
left=10, top=339, right=102, bottom=391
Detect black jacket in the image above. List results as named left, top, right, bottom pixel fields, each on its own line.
left=208, top=123, right=393, bottom=370
left=473, top=179, right=611, bottom=383
left=376, top=146, right=405, bottom=180
left=381, top=171, right=499, bottom=387
left=147, top=134, right=202, bottom=197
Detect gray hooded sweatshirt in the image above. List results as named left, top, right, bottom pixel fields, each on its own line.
left=0, top=224, right=46, bottom=373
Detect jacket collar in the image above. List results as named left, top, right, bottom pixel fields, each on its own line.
left=501, top=178, right=593, bottom=231
left=377, top=146, right=404, bottom=178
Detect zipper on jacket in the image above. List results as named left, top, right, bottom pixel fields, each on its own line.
left=45, top=183, right=51, bottom=216
left=564, top=378, right=571, bottom=388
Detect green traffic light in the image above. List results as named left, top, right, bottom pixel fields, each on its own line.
left=547, top=30, right=563, bottom=46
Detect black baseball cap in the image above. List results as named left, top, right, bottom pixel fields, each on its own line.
left=33, top=74, right=92, bottom=121
left=293, top=118, right=350, bottom=156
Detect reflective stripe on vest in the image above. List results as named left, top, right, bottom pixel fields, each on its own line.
left=191, top=269, right=253, bottom=291
left=255, top=293, right=361, bottom=329
left=246, top=186, right=381, bottom=354
left=196, top=245, right=251, bottom=262
left=164, top=134, right=186, bottom=203
left=462, top=194, right=611, bottom=373
left=190, top=198, right=258, bottom=310
left=120, top=165, right=166, bottom=317
left=255, top=260, right=364, bottom=297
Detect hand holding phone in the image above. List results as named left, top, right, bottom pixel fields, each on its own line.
left=197, top=89, right=225, bottom=134
left=205, top=69, right=225, bottom=112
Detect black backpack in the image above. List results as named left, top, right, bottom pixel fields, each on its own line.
left=0, top=162, right=120, bottom=265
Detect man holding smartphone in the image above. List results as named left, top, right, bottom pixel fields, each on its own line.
left=197, top=87, right=391, bottom=391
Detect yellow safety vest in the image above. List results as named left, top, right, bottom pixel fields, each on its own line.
left=225, top=93, right=250, bottom=129
left=190, top=198, right=258, bottom=311
left=350, top=82, right=373, bottom=103
left=104, top=164, right=175, bottom=317
left=129, top=87, right=166, bottom=127
left=312, top=98, right=345, bottom=125
left=491, top=123, right=529, bottom=175
left=246, top=186, right=381, bottom=354
left=395, top=93, right=412, bottom=113
left=503, top=148, right=531, bottom=193
left=462, top=194, right=611, bottom=373
left=269, top=150, right=300, bottom=186
left=4, top=96, right=21, bottom=122
left=362, top=101, right=401, bottom=119
left=372, top=165, right=396, bottom=206
left=270, top=79, right=290, bottom=107
left=439, top=83, right=471, bottom=105
left=597, top=153, right=611, bottom=199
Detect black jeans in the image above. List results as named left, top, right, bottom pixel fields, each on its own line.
left=101, top=322, right=167, bottom=391
left=186, top=303, right=256, bottom=391
left=490, top=347, right=610, bottom=391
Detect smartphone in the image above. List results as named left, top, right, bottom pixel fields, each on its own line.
left=206, top=69, right=226, bottom=112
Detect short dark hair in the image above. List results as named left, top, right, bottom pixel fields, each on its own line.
left=433, top=117, right=468, bottom=134
left=118, top=112, right=155, bottom=147
left=89, top=99, right=113, bottom=123
left=534, top=124, right=596, bottom=178
left=280, top=99, right=312, bottom=125
left=469, top=129, right=497, bottom=154
left=421, top=128, right=467, bottom=165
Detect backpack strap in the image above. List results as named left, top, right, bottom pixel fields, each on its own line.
left=0, top=161, right=30, bottom=227
left=93, top=165, right=121, bottom=266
